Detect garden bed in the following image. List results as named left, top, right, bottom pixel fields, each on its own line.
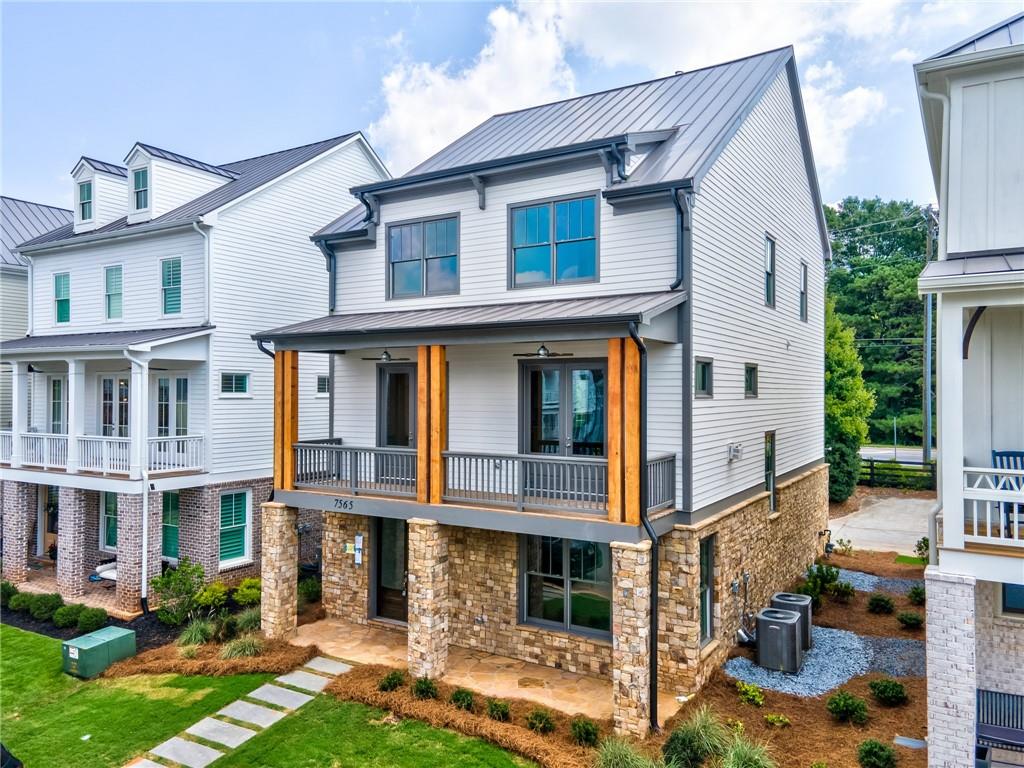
left=827, top=550, right=926, bottom=579
left=1, top=605, right=178, bottom=651
left=104, top=640, right=318, bottom=677
left=812, top=589, right=926, bottom=638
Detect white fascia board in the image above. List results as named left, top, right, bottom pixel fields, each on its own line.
left=918, top=271, right=1024, bottom=295
left=127, top=327, right=214, bottom=353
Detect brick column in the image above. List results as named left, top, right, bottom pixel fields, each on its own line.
left=261, top=502, right=298, bottom=639
left=407, top=518, right=449, bottom=679
left=925, top=566, right=976, bottom=768
left=322, top=512, right=370, bottom=622
left=1, top=481, right=35, bottom=584
left=178, top=486, right=219, bottom=580
left=611, top=539, right=652, bottom=738
left=116, top=492, right=162, bottom=613
left=57, top=487, right=88, bottom=598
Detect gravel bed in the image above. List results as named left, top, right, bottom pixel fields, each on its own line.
left=874, top=576, right=924, bottom=595
left=836, top=568, right=880, bottom=592
left=864, top=636, right=927, bottom=677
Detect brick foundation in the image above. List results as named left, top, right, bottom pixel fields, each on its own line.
left=611, top=540, right=652, bottom=738
left=115, top=492, right=162, bottom=613
left=1, top=480, right=33, bottom=584
left=260, top=502, right=298, bottom=639
left=57, top=487, right=89, bottom=597
left=322, top=512, right=370, bottom=622
left=407, top=518, right=449, bottom=679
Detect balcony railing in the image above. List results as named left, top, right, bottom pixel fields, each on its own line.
left=148, top=435, right=205, bottom=474
left=294, top=441, right=417, bottom=498
left=78, top=436, right=131, bottom=474
left=963, top=466, right=1023, bottom=547
left=647, top=453, right=677, bottom=513
left=3, top=433, right=206, bottom=477
left=20, top=433, right=68, bottom=470
left=0, top=431, right=11, bottom=464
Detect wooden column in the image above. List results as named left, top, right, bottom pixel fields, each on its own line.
left=624, top=337, right=641, bottom=525
left=607, top=339, right=625, bottom=522
left=273, top=351, right=285, bottom=489
left=416, top=346, right=431, bottom=503
left=428, top=346, right=448, bottom=505
left=278, top=350, right=299, bottom=491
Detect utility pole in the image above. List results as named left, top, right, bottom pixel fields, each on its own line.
left=922, top=206, right=936, bottom=463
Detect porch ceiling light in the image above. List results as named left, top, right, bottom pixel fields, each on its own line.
left=361, top=348, right=410, bottom=362
left=512, top=344, right=574, bottom=359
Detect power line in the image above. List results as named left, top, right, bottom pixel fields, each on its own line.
left=829, top=213, right=925, bottom=235
left=840, top=225, right=927, bottom=243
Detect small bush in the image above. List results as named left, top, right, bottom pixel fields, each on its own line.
left=596, top=738, right=661, bottom=768
left=826, top=690, right=869, bottom=725
left=570, top=715, right=599, bottom=747
left=7, top=592, right=32, bottom=613
left=77, top=607, right=108, bottom=633
left=663, top=704, right=730, bottom=768
left=195, top=581, right=230, bottom=612
left=907, top=585, right=926, bottom=606
left=52, top=603, right=86, bottom=628
left=721, top=736, right=777, bottom=768
left=219, top=635, right=264, bottom=659
left=736, top=681, right=765, bottom=707
left=914, top=537, right=929, bottom=561
left=378, top=670, right=405, bottom=692
left=233, top=577, right=262, bottom=607
left=725, top=718, right=745, bottom=736
left=486, top=698, right=510, bottom=722
left=297, top=577, right=322, bottom=604
left=867, top=594, right=895, bottom=614
left=763, top=713, right=791, bottom=728
left=835, top=538, right=854, bottom=556
left=896, top=611, right=924, bottom=630
left=526, top=708, right=555, bottom=735
left=236, top=606, right=261, bottom=633
left=809, top=563, right=840, bottom=587
left=827, top=581, right=855, bottom=604
left=178, top=618, right=214, bottom=646
left=178, top=644, right=199, bottom=660
left=30, top=593, right=63, bottom=621
left=411, top=676, right=438, bottom=700
left=811, top=763, right=829, bottom=768
left=868, top=678, right=908, bottom=707
left=449, top=687, right=475, bottom=712
left=857, top=739, right=897, bottom=768
left=212, top=611, right=238, bottom=643
left=1, top=580, right=17, bottom=608
left=150, top=558, right=205, bottom=626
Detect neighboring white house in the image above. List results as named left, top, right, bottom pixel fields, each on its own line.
left=915, top=13, right=1024, bottom=767
left=0, top=134, right=389, bottom=616
left=254, top=46, right=830, bottom=738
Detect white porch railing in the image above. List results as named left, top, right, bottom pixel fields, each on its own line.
left=0, top=431, right=12, bottom=463
left=963, top=467, right=1024, bottom=547
left=20, top=433, right=69, bottom=470
left=148, top=435, right=205, bottom=474
left=78, top=436, right=132, bottom=475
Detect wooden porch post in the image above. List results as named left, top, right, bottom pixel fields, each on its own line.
left=278, top=350, right=299, bottom=491
left=607, top=339, right=625, bottom=522
left=273, top=351, right=284, bottom=489
left=624, top=337, right=641, bottom=525
left=428, top=346, right=448, bottom=505
left=417, top=346, right=431, bottom=503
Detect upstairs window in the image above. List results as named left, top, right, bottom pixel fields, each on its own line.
left=54, top=272, right=70, bottom=324
left=161, top=257, right=181, bottom=314
left=799, top=262, right=808, bottom=322
left=695, top=358, right=713, bottom=398
left=744, top=364, right=758, bottom=398
left=78, top=181, right=93, bottom=220
left=511, top=195, right=597, bottom=288
left=105, top=265, right=123, bottom=320
left=387, top=215, right=459, bottom=298
left=764, top=235, right=776, bottom=307
left=220, top=373, right=249, bottom=395
left=133, top=168, right=149, bottom=210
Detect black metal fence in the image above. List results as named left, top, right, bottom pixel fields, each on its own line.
left=859, top=458, right=937, bottom=491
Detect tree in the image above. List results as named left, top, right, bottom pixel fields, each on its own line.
left=825, top=298, right=875, bottom=502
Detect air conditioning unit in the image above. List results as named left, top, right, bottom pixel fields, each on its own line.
left=756, top=608, right=803, bottom=674
left=727, top=443, right=744, bottom=462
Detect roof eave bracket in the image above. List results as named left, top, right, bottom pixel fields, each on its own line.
left=469, top=175, right=486, bottom=210
left=601, top=144, right=628, bottom=186
left=358, top=192, right=379, bottom=225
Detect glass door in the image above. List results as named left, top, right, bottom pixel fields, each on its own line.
left=376, top=365, right=416, bottom=491
left=101, top=376, right=130, bottom=437
left=375, top=518, right=408, bottom=622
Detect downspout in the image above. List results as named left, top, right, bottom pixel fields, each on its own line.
left=256, top=340, right=274, bottom=359
left=123, top=349, right=151, bottom=614
left=192, top=221, right=211, bottom=325
left=26, top=254, right=34, bottom=332
left=917, top=86, right=950, bottom=259
left=928, top=503, right=941, bottom=565
left=669, top=188, right=691, bottom=291
left=314, top=239, right=338, bottom=438
left=629, top=320, right=658, bottom=734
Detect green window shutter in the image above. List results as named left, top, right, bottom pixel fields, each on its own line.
left=219, top=492, right=248, bottom=562
left=105, top=266, right=123, bottom=319
left=162, top=259, right=182, bottom=314
left=162, top=492, right=180, bottom=559
left=54, top=273, right=70, bottom=323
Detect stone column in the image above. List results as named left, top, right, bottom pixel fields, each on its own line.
left=1, top=480, right=35, bottom=583
left=407, top=518, right=449, bottom=679
left=322, top=512, right=370, bottom=622
left=116, top=492, right=162, bottom=613
left=57, top=486, right=88, bottom=598
left=261, top=502, right=298, bottom=639
left=925, top=566, right=976, bottom=768
left=611, top=539, right=652, bottom=738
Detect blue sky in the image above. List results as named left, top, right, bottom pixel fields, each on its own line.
left=3, top=1, right=1019, bottom=211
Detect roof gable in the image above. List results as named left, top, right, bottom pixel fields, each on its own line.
left=926, top=11, right=1023, bottom=60
left=72, top=157, right=127, bottom=178
left=1, top=197, right=72, bottom=267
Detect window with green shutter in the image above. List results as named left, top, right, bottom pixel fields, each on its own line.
left=162, top=492, right=180, bottom=560
left=54, top=272, right=70, bottom=324
left=101, top=492, right=118, bottom=550
left=105, top=265, right=123, bottom=320
left=219, top=491, right=249, bottom=563
left=162, top=258, right=181, bottom=314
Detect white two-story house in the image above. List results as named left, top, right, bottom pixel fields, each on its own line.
left=254, top=46, right=829, bottom=738
left=915, top=13, right=1024, bottom=768
left=0, top=134, right=389, bottom=617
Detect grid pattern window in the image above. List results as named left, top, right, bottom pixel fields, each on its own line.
left=54, top=272, right=70, bottom=324
left=101, top=376, right=130, bottom=437
left=744, top=364, right=758, bottom=398
left=511, top=196, right=597, bottom=288
left=316, top=375, right=330, bottom=394
left=105, top=265, right=123, bottom=320
left=157, top=378, right=187, bottom=438
left=162, top=492, right=180, bottom=560
left=78, top=181, right=93, bottom=220
left=133, top=168, right=149, bottom=210
left=765, top=431, right=777, bottom=513
left=1003, top=583, right=1024, bottom=616
left=175, top=379, right=188, bottom=435
left=161, top=258, right=182, bottom=315
left=101, top=492, right=118, bottom=550
left=699, top=535, right=715, bottom=644
left=521, top=535, right=611, bottom=636
left=799, top=262, right=808, bottom=322
left=50, top=378, right=64, bottom=433
left=221, top=373, right=249, bottom=395
left=219, top=491, right=250, bottom=564
left=695, top=358, right=713, bottom=398
left=764, top=236, right=776, bottom=307
left=388, top=216, right=458, bottom=298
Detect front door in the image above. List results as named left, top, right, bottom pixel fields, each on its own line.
left=37, top=486, right=59, bottom=557
left=374, top=517, right=408, bottom=622
left=376, top=365, right=416, bottom=491
left=100, top=375, right=131, bottom=437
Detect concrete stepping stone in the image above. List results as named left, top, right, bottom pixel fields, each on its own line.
left=218, top=699, right=287, bottom=728
left=187, top=717, right=257, bottom=749
left=150, top=736, right=223, bottom=768
left=305, top=656, right=352, bottom=676
left=124, top=760, right=164, bottom=768
left=276, top=669, right=330, bottom=692
left=248, top=683, right=314, bottom=710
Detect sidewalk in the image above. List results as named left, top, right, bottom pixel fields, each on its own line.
left=830, top=494, right=933, bottom=555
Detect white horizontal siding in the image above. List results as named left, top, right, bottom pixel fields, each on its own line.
left=0, top=270, right=28, bottom=428
left=149, top=158, right=227, bottom=220
left=689, top=70, right=825, bottom=511
left=72, top=171, right=128, bottom=232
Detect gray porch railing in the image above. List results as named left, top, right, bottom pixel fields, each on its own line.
left=977, top=688, right=1024, bottom=753
left=647, top=452, right=676, bottom=513
left=293, top=441, right=417, bottom=498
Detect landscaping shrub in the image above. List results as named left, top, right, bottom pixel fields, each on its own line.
left=663, top=704, right=730, bottom=768
left=810, top=763, right=828, bottom=768
left=486, top=698, right=510, bottom=722
left=178, top=618, right=214, bottom=646
left=29, top=593, right=63, bottom=621
left=810, top=563, right=840, bottom=588
left=725, top=718, right=745, bottom=736
left=896, top=611, right=924, bottom=630
left=867, top=594, right=895, bottom=614
left=763, top=713, right=790, bottom=728
left=1, top=580, right=17, bottom=608
left=52, top=603, right=86, bottom=628
left=570, top=715, right=599, bottom=747
left=377, top=670, right=404, bottom=692
left=411, top=676, right=438, bottom=700
left=195, top=581, right=230, bottom=612
left=150, top=557, right=205, bottom=625
left=721, top=736, right=777, bottom=768
left=178, top=644, right=199, bottom=660
left=233, top=577, right=262, bottom=607
left=597, top=738, right=661, bottom=768
left=7, top=593, right=32, bottom=613
left=826, top=690, right=869, bottom=725
left=827, top=581, right=855, bottom=604
left=235, top=606, right=261, bottom=633
left=77, top=607, right=108, bottom=633
left=794, top=582, right=821, bottom=610
left=914, top=537, right=929, bottom=561
left=835, top=538, right=854, bottom=556
left=297, top=576, right=322, bottom=604
left=857, top=739, right=897, bottom=768
left=868, top=678, right=908, bottom=707
left=212, top=611, right=238, bottom=643
left=525, top=708, right=555, bottom=735
left=449, top=687, right=475, bottom=712
left=736, top=681, right=765, bottom=707
left=907, top=585, right=926, bottom=606
left=219, top=635, right=264, bottom=659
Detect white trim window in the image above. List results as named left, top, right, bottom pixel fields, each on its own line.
left=49, top=377, right=66, bottom=434
left=78, top=181, right=93, bottom=221
left=54, top=272, right=71, bottom=324
left=161, top=257, right=182, bottom=315
left=799, top=261, right=808, bottom=322
left=764, top=235, right=776, bottom=308
left=220, top=372, right=250, bottom=397
left=316, top=375, right=330, bottom=396
left=105, top=265, right=123, bottom=320
left=100, top=492, right=118, bottom=552
left=219, top=489, right=252, bottom=568
left=157, top=377, right=189, bottom=436
left=133, top=167, right=149, bottom=210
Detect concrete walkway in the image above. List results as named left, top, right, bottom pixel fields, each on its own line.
left=830, top=494, right=934, bottom=555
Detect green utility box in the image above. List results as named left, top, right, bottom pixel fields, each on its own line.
left=62, top=626, right=136, bottom=679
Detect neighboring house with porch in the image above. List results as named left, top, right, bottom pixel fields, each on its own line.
left=915, top=14, right=1024, bottom=767
left=0, top=133, right=389, bottom=616
left=255, top=46, right=830, bottom=737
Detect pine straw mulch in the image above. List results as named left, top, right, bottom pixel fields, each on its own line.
left=657, top=668, right=927, bottom=768
left=826, top=550, right=926, bottom=579
left=811, top=590, right=927, bottom=638
left=103, top=640, right=319, bottom=677
left=326, top=664, right=605, bottom=768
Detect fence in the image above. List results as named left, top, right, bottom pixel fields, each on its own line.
left=859, top=458, right=936, bottom=491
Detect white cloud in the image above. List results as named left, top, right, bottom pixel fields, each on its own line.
left=889, top=47, right=920, bottom=63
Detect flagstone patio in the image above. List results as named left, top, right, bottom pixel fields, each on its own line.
left=19, top=560, right=139, bottom=620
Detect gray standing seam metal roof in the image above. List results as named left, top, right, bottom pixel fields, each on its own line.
left=919, top=252, right=1024, bottom=280
left=78, top=157, right=128, bottom=177
left=19, top=133, right=359, bottom=252
left=254, top=291, right=685, bottom=341
left=0, top=325, right=214, bottom=353
left=131, top=142, right=240, bottom=179
left=1, top=197, right=73, bottom=268
left=926, top=12, right=1023, bottom=60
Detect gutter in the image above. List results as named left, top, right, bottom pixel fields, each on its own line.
left=315, top=239, right=338, bottom=313
left=20, top=218, right=198, bottom=255
left=918, top=85, right=950, bottom=259
left=122, top=349, right=151, bottom=615
left=928, top=503, right=941, bottom=565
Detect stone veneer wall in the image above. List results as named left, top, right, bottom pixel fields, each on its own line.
left=611, top=540, right=652, bottom=738
left=658, top=464, right=829, bottom=692
left=407, top=519, right=450, bottom=679
left=975, top=579, right=1024, bottom=696
left=322, top=512, right=371, bottom=622
left=261, top=502, right=298, bottom=639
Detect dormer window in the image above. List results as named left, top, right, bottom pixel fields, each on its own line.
left=133, top=168, right=149, bottom=210
left=78, top=181, right=93, bottom=221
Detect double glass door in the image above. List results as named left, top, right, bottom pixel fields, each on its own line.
left=101, top=376, right=130, bottom=437
left=524, top=362, right=607, bottom=458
